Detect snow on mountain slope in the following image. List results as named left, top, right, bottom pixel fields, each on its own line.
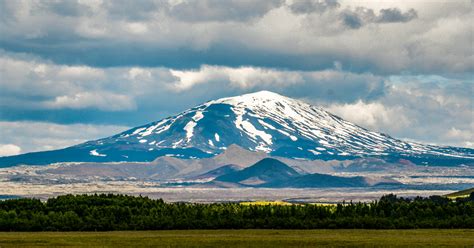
left=91, top=91, right=473, bottom=159
left=1, top=91, right=473, bottom=167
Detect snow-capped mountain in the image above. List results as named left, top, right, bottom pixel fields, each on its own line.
left=0, top=91, right=473, bottom=167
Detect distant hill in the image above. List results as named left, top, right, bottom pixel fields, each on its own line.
left=213, top=158, right=389, bottom=188
left=215, top=158, right=300, bottom=186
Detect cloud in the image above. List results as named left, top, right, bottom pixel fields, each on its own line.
left=0, top=121, right=129, bottom=154
left=327, top=100, right=410, bottom=133
left=169, top=0, right=284, bottom=22
left=103, top=0, right=160, bottom=21
left=326, top=77, right=473, bottom=147
left=377, top=8, right=417, bottom=23
left=39, top=0, right=93, bottom=17
left=0, top=1, right=472, bottom=151
left=0, top=1, right=471, bottom=75
left=341, top=7, right=417, bottom=29
left=0, top=144, right=21, bottom=156
left=44, top=92, right=136, bottom=111
left=0, top=52, right=385, bottom=115
left=1, top=53, right=471, bottom=150
left=288, top=0, right=340, bottom=14
left=0, top=52, right=152, bottom=112
left=170, top=65, right=304, bottom=90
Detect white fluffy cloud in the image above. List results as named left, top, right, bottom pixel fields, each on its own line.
left=44, top=92, right=136, bottom=111
left=327, top=101, right=410, bottom=132
left=0, top=144, right=21, bottom=156
left=326, top=80, right=473, bottom=148
left=170, top=65, right=304, bottom=90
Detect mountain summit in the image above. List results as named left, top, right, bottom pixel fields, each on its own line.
left=1, top=91, right=472, bottom=167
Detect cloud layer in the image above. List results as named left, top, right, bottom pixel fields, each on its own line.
left=0, top=0, right=472, bottom=154
left=0, top=0, right=472, bottom=74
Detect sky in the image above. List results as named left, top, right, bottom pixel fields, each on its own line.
left=0, top=0, right=472, bottom=156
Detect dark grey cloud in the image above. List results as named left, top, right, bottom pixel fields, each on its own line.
left=0, top=1, right=16, bottom=22
left=169, top=0, right=284, bottom=22
left=0, top=1, right=470, bottom=75
left=0, top=40, right=381, bottom=72
left=289, top=0, right=339, bottom=14
left=377, top=8, right=417, bottom=23
left=341, top=8, right=366, bottom=29
left=103, top=0, right=162, bottom=21
left=341, top=7, right=418, bottom=29
left=40, top=0, right=92, bottom=17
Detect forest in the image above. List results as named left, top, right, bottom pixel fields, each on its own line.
left=0, top=193, right=473, bottom=231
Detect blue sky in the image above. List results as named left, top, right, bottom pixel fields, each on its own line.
left=0, top=0, right=472, bottom=156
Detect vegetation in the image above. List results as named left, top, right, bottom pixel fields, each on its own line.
left=1, top=229, right=474, bottom=247
left=239, top=200, right=296, bottom=206
left=0, top=193, right=473, bottom=231
left=445, top=187, right=474, bottom=199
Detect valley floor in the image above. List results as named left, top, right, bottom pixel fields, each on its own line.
left=0, top=183, right=455, bottom=202
left=1, top=162, right=472, bottom=202
left=0, top=229, right=473, bottom=247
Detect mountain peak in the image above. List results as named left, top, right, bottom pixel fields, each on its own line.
left=240, top=90, right=286, bottom=99
left=210, top=90, right=296, bottom=108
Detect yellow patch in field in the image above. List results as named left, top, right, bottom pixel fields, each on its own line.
left=239, top=201, right=295, bottom=206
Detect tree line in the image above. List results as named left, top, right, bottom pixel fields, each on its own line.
left=0, top=193, right=473, bottom=231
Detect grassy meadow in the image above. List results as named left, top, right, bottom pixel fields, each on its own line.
left=0, top=229, right=473, bottom=247
left=445, top=188, right=474, bottom=199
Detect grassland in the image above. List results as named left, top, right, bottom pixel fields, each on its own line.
left=239, top=200, right=296, bottom=206
left=445, top=187, right=474, bottom=199
left=0, top=229, right=473, bottom=247
left=239, top=200, right=336, bottom=206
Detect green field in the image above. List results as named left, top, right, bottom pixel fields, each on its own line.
left=445, top=188, right=474, bottom=199
left=0, top=229, right=473, bottom=247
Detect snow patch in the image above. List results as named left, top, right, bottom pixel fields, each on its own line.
left=90, top=149, right=106, bottom=157
left=192, top=110, right=204, bottom=122
left=309, top=149, right=321, bottom=155
left=183, top=111, right=204, bottom=142
left=184, top=121, right=197, bottom=141
left=241, top=120, right=272, bottom=145
left=132, top=127, right=146, bottom=135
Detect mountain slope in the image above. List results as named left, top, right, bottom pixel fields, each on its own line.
left=1, top=91, right=473, bottom=167
left=190, top=164, right=241, bottom=181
